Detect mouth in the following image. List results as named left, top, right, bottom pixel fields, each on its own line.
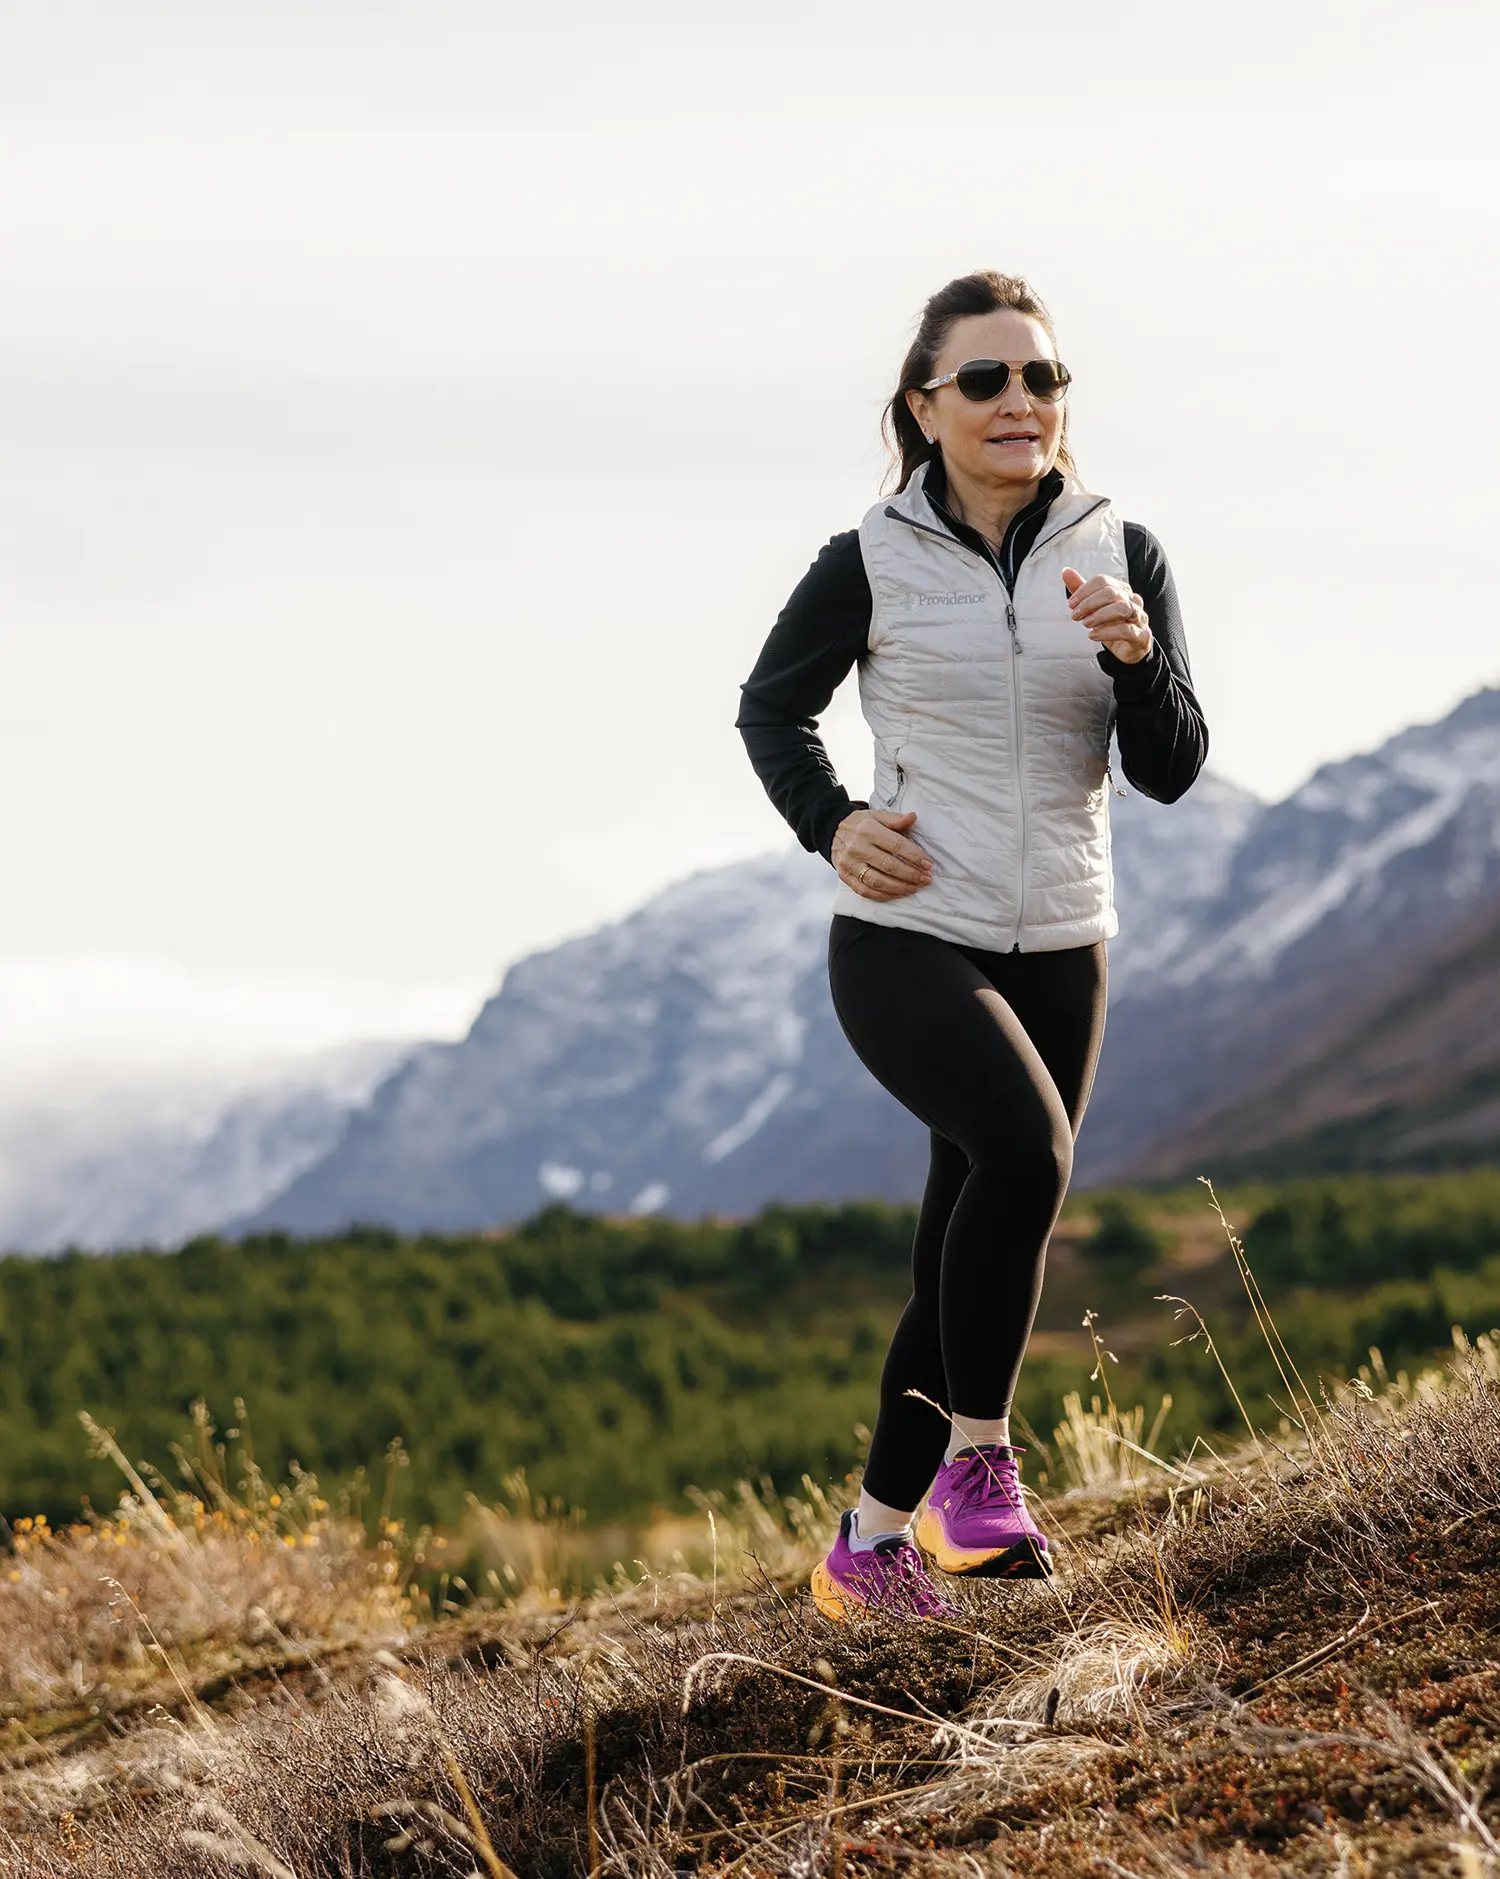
left=987, top=431, right=1039, bottom=445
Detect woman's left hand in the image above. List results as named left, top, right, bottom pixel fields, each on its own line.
left=1061, top=566, right=1153, bottom=665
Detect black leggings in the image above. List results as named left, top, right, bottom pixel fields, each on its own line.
left=827, top=914, right=1108, bottom=1513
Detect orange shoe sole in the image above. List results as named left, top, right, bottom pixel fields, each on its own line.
left=914, top=1507, right=1053, bottom=1579
left=810, top=1558, right=860, bottom=1621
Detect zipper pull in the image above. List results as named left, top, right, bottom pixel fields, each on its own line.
left=1106, top=762, right=1127, bottom=798
left=1005, top=600, right=1022, bottom=651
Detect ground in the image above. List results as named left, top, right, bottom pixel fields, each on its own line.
left=6, top=1334, right=1500, bottom=1877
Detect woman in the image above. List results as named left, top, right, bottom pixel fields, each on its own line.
left=735, top=272, right=1207, bottom=1622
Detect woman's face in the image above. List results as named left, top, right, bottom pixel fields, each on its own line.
left=907, top=310, right=1066, bottom=494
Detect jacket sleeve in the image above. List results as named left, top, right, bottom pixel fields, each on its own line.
left=1100, top=524, right=1209, bottom=804
left=734, top=531, right=873, bottom=862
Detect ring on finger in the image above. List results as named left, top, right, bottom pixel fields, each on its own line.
left=859, top=864, right=869, bottom=885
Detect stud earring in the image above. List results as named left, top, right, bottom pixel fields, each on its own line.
left=923, top=431, right=935, bottom=444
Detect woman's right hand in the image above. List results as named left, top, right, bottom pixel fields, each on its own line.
left=830, top=808, right=934, bottom=900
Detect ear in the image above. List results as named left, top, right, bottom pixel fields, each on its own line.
left=905, top=386, right=934, bottom=444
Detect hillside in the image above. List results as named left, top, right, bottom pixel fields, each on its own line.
left=8, top=1173, right=1500, bottom=1539
left=1146, top=894, right=1500, bottom=1180
left=7, top=1316, right=1500, bottom=1876
left=1081, top=683, right=1500, bottom=1183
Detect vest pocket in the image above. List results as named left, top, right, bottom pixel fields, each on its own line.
left=874, top=723, right=912, bottom=811
left=1055, top=730, right=1108, bottom=792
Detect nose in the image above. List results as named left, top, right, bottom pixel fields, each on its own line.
left=996, top=370, right=1032, bottom=417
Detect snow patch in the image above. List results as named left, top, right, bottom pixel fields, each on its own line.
left=702, top=1073, right=795, bottom=1164
left=537, top=1161, right=585, bottom=1199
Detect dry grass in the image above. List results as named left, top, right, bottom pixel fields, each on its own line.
left=8, top=1310, right=1500, bottom=1873
left=0, top=1411, right=415, bottom=1735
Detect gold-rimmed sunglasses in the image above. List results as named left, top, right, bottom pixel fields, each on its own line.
left=920, top=358, right=1071, bottom=403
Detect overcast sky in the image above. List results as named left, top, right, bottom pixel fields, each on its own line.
left=3, top=0, right=1497, bottom=1088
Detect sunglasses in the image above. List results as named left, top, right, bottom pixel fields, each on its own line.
left=920, top=358, right=1071, bottom=403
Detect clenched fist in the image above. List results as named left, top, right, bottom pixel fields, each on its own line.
left=1062, top=565, right=1153, bottom=665
left=831, top=807, right=934, bottom=901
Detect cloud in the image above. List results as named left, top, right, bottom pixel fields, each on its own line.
left=0, top=0, right=1494, bottom=1090
left=0, top=954, right=483, bottom=1105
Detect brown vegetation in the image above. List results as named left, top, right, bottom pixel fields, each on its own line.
left=8, top=1307, right=1500, bottom=1877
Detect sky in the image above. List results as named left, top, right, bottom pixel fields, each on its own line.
left=2, top=0, right=1497, bottom=1091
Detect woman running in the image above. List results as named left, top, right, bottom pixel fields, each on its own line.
left=735, top=272, right=1208, bottom=1620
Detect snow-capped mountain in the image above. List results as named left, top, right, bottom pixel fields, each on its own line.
left=241, top=850, right=920, bottom=1230
left=250, top=685, right=1500, bottom=1231
left=1082, top=685, right=1500, bottom=1181
left=1143, top=687, right=1500, bottom=992
left=1149, top=892, right=1500, bottom=1179
left=245, top=761, right=1262, bottom=1233
left=13, top=684, right=1495, bottom=1251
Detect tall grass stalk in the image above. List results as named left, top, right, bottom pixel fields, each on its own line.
left=585, top=1707, right=600, bottom=1878
left=373, top=1657, right=522, bottom=1879
left=1198, top=1175, right=1324, bottom=1439
left=1051, top=1389, right=1183, bottom=1491
left=78, top=1414, right=184, bottom=1550
left=1155, top=1294, right=1266, bottom=1461
left=1080, top=1311, right=1193, bottom=1654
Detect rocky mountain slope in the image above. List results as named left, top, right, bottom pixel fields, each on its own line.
left=1082, top=684, right=1500, bottom=1182
left=250, top=686, right=1500, bottom=1232
left=236, top=765, right=1256, bottom=1233
left=242, top=848, right=931, bottom=1231
left=1143, top=891, right=1500, bottom=1180
left=11, top=685, right=1493, bottom=1250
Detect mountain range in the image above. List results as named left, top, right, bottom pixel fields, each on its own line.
left=245, top=684, right=1500, bottom=1234
left=1098, top=683, right=1500, bottom=1182
left=8, top=684, right=1498, bottom=1251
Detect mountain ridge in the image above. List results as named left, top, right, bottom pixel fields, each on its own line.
left=247, top=683, right=1500, bottom=1233
left=9, top=684, right=1497, bottom=1250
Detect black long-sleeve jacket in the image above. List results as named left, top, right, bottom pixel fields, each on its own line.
left=736, top=462, right=1208, bottom=862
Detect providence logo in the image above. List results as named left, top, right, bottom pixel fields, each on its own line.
left=900, top=590, right=987, bottom=608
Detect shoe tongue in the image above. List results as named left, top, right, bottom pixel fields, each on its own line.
left=954, top=1442, right=1022, bottom=1460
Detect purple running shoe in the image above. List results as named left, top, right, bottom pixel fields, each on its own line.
left=915, top=1444, right=1053, bottom=1579
left=809, top=1510, right=960, bottom=1623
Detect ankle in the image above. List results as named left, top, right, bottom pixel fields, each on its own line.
left=944, top=1414, right=1010, bottom=1463
left=852, top=1490, right=914, bottom=1550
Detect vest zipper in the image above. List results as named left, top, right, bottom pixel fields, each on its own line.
left=1003, top=598, right=1026, bottom=949
left=993, top=540, right=1025, bottom=947
left=885, top=494, right=1112, bottom=953
left=967, top=531, right=1028, bottom=948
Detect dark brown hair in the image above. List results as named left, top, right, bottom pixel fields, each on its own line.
left=884, top=271, right=1075, bottom=491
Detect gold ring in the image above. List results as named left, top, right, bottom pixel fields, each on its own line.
left=860, top=864, right=869, bottom=885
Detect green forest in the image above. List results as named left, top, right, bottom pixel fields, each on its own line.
left=4, top=1168, right=1500, bottom=1531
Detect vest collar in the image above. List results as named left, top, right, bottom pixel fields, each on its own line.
left=883, top=458, right=1109, bottom=554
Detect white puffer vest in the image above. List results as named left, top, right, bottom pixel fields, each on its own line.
left=828, top=462, right=1126, bottom=952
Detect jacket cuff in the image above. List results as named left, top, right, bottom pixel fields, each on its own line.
left=1097, top=640, right=1168, bottom=696
left=816, top=799, right=868, bottom=863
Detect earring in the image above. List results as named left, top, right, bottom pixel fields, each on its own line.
left=923, top=431, right=935, bottom=444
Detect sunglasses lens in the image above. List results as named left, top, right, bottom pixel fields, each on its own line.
left=1022, top=360, right=1070, bottom=401
left=953, top=359, right=1011, bottom=402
